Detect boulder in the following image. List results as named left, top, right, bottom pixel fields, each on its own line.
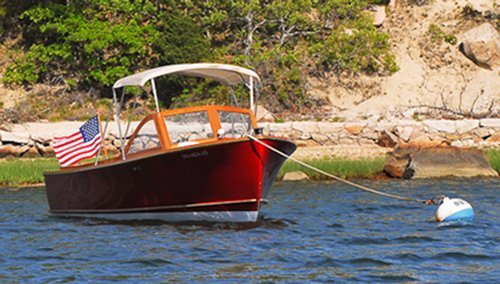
left=370, top=5, right=386, bottom=27
left=455, top=120, right=479, bottom=134
left=475, top=128, right=491, bottom=139
left=0, top=144, right=18, bottom=158
left=404, top=139, right=448, bottom=149
left=479, top=118, right=500, bottom=128
left=384, top=148, right=413, bottom=178
left=283, top=171, right=309, bottom=181
left=255, top=105, right=276, bottom=122
left=311, top=133, right=330, bottom=144
left=486, top=134, right=500, bottom=143
left=377, top=130, right=399, bottom=147
left=22, top=146, right=41, bottom=158
left=388, top=0, right=396, bottom=11
left=423, top=119, right=456, bottom=133
left=466, top=0, right=497, bottom=15
left=384, top=146, right=497, bottom=179
left=36, top=144, right=55, bottom=157
left=15, top=145, right=31, bottom=157
left=292, top=121, right=319, bottom=133
left=408, top=129, right=429, bottom=142
left=344, top=123, right=365, bottom=135
left=338, top=135, right=357, bottom=145
left=394, top=126, right=414, bottom=142
left=360, top=127, right=378, bottom=140
left=0, top=131, right=31, bottom=145
left=461, top=23, right=500, bottom=70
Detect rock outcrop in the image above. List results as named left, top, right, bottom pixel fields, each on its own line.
left=466, top=0, right=498, bottom=16
left=255, top=105, right=276, bottom=122
left=461, top=23, right=500, bottom=70
left=384, top=146, right=498, bottom=179
left=0, top=118, right=499, bottom=162
left=370, top=5, right=386, bottom=27
left=283, top=171, right=309, bottom=181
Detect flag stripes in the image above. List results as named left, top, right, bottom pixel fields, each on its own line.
left=53, top=116, right=102, bottom=167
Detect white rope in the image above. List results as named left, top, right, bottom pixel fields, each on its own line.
left=248, top=134, right=427, bottom=203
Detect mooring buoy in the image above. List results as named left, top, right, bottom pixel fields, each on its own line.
left=435, top=196, right=474, bottom=222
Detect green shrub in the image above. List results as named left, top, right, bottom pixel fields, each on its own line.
left=485, top=149, right=500, bottom=173
left=428, top=24, right=457, bottom=45
left=312, top=13, right=398, bottom=75
left=3, top=1, right=209, bottom=90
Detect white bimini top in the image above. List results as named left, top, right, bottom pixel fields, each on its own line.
left=113, top=63, right=260, bottom=89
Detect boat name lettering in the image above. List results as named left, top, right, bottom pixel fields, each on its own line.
left=182, top=150, right=209, bottom=159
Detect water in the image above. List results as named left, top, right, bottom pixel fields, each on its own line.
left=1, top=179, right=498, bottom=283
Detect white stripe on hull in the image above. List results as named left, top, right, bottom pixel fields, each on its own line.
left=51, top=211, right=259, bottom=223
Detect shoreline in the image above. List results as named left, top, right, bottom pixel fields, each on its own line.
left=1, top=119, right=499, bottom=186
left=1, top=118, right=499, bottom=159
left=1, top=149, right=498, bottom=188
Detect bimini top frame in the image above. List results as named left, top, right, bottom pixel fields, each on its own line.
left=100, top=63, right=261, bottom=163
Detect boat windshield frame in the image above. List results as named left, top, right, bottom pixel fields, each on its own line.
left=96, top=63, right=261, bottom=164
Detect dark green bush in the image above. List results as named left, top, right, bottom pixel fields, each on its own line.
left=312, top=13, right=398, bottom=74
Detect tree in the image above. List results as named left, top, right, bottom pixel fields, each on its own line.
left=3, top=1, right=209, bottom=91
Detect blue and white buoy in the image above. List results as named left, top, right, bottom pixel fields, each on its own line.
left=435, top=196, right=474, bottom=222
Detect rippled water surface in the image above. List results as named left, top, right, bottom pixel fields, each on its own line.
left=1, top=179, right=499, bottom=283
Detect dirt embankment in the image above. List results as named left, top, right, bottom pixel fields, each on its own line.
left=307, top=0, right=499, bottom=121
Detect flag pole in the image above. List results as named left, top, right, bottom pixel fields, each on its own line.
left=97, top=114, right=108, bottom=160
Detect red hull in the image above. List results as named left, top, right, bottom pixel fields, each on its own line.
left=44, top=137, right=296, bottom=222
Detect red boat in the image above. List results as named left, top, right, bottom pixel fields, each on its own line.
left=44, top=63, right=296, bottom=222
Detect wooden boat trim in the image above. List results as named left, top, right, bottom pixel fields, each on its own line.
left=45, top=136, right=272, bottom=176
left=122, top=105, right=257, bottom=155
left=50, top=198, right=258, bottom=214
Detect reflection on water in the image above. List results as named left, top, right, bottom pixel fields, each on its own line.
left=50, top=215, right=295, bottom=232
left=0, top=178, right=498, bottom=283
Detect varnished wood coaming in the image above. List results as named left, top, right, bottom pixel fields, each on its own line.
left=55, top=105, right=258, bottom=171
left=45, top=136, right=289, bottom=176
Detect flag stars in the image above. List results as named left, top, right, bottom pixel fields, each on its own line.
left=80, top=116, right=100, bottom=142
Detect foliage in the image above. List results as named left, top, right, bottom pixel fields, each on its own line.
left=0, top=0, right=40, bottom=37
left=2, top=0, right=398, bottom=114
left=485, top=149, right=500, bottom=173
left=155, top=11, right=210, bottom=65
left=3, top=1, right=209, bottom=90
left=311, top=12, right=398, bottom=74
left=428, top=24, right=457, bottom=45
left=461, top=4, right=482, bottom=19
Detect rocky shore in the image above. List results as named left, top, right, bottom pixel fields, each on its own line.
left=263, top=118, right=500, bottom=158
left=0, top=118, right=499, bottom=160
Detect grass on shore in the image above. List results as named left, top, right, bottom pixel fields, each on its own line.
left=0, top=158, right=59, bottom=187
left=0, top=149, right=498, bottom=187
left=278, top=157, right=386, bottom=180
left=485, top=149, right=500, bottom=173
left=278, top=149, right=500, bottom=180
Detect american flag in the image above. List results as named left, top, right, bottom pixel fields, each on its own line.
left=53, top=115, right=102, bottom=167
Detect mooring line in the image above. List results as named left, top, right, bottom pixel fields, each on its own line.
left=248, top=135, right=429, bottom=204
